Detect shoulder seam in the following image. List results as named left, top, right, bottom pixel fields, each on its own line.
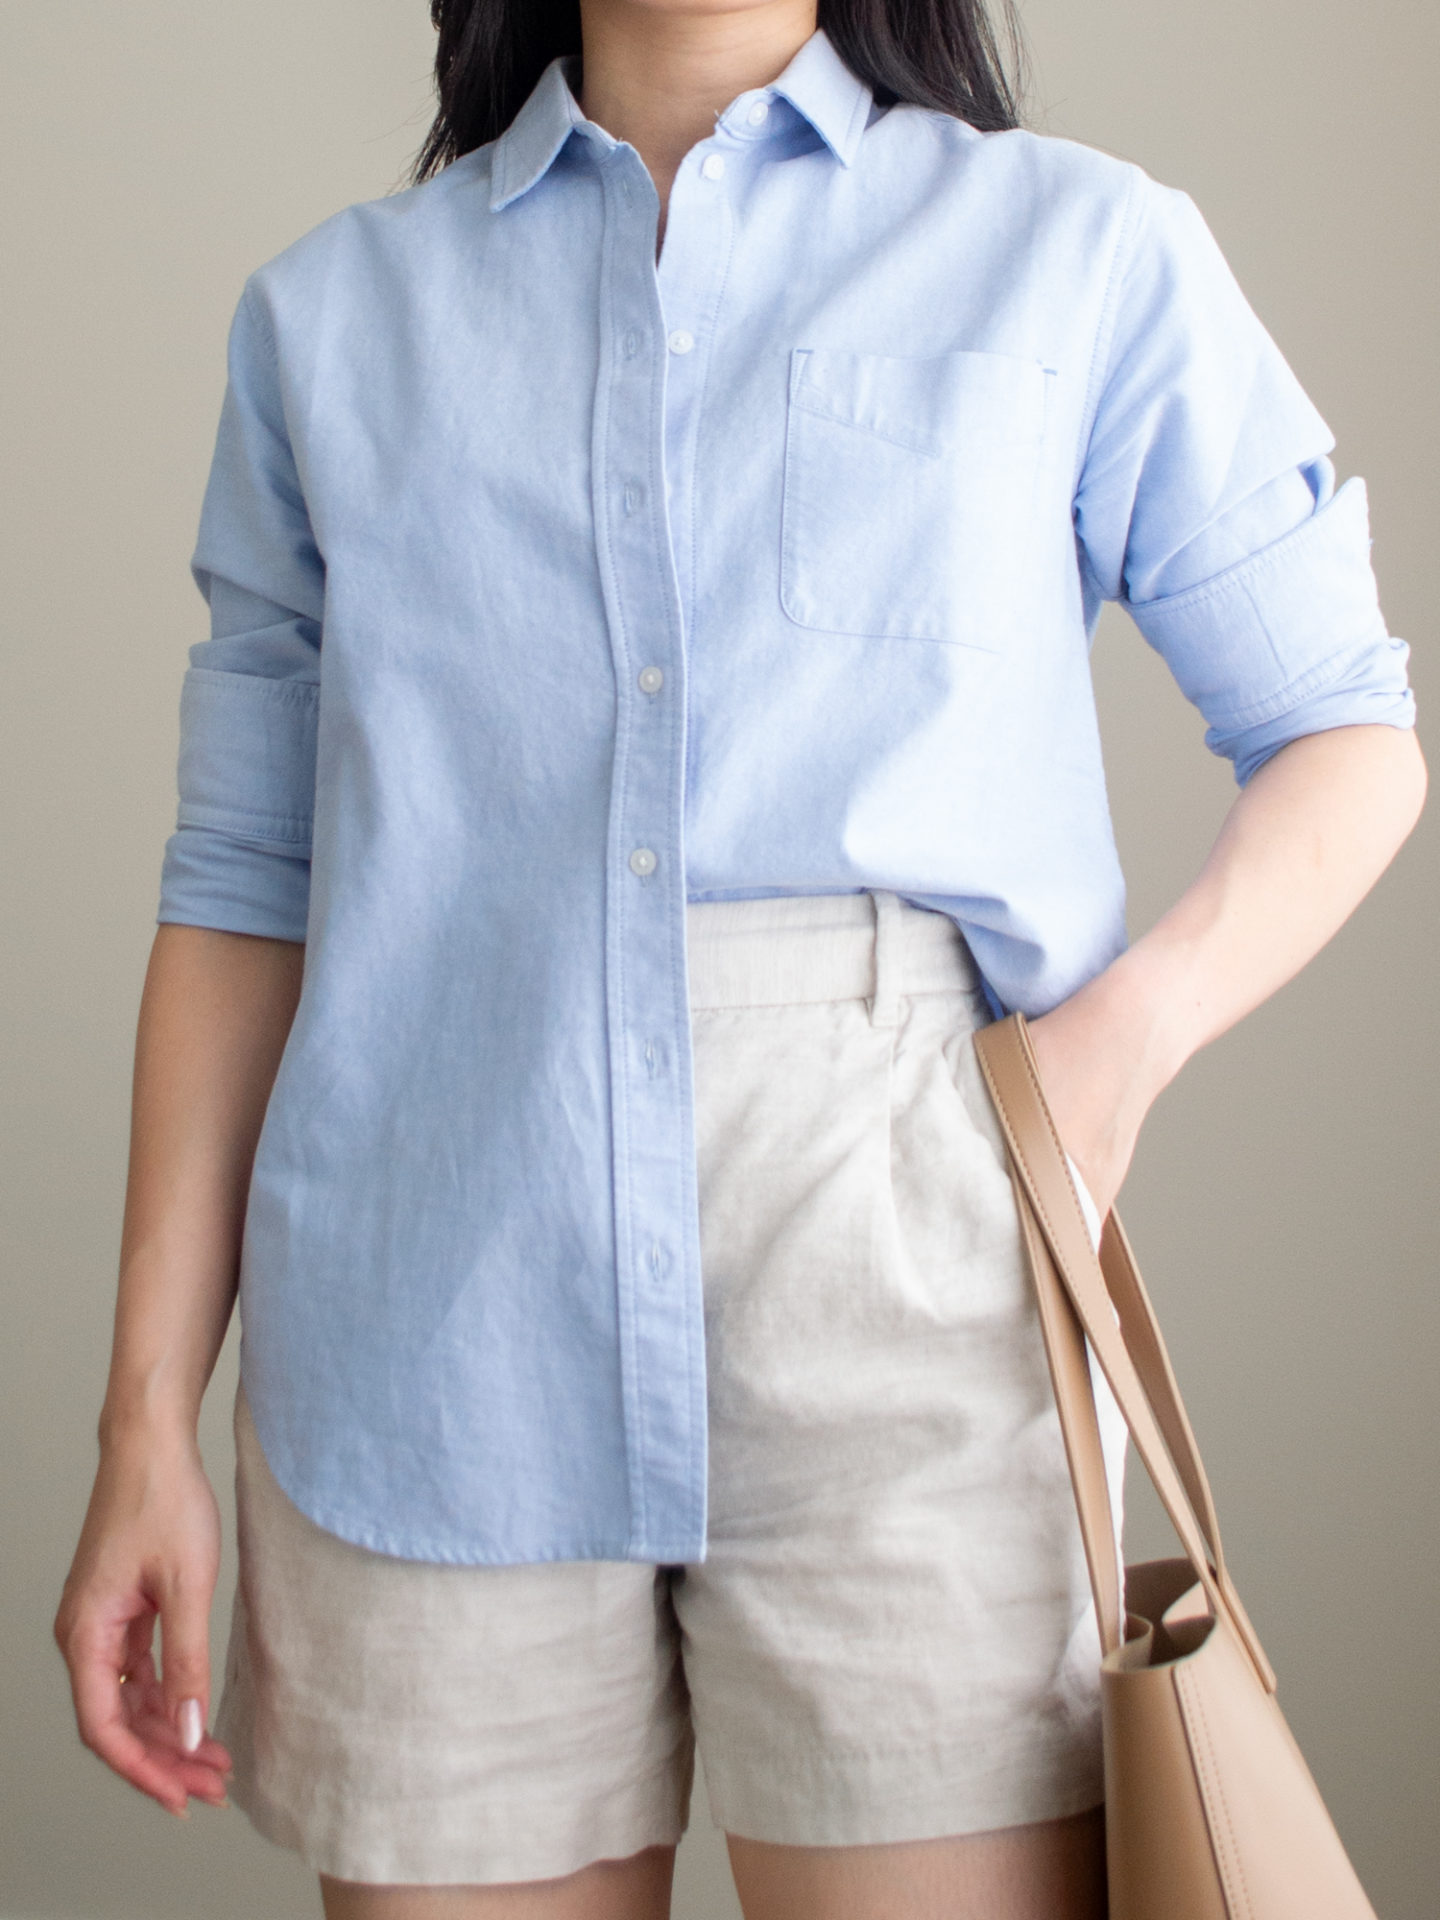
left=238, top=277, right=281, bottom=370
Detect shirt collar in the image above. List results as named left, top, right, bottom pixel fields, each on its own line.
left=489, top=28, right=873, bottom=212
left=762, top=26, right=874, bottom=167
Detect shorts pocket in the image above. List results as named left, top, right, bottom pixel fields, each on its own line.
left=779, top=347, right=1052, bottom=647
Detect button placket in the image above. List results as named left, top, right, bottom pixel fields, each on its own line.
left=654, top=135, right=736, bottom=642
left=588, top=145, right=706, bottom=1556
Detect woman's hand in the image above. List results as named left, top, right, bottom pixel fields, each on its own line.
left=53, top=924, right=304, bottom=1819
left=54, top=1423, right=233, bottom=1817
left=1023, top=725, right=1426, bottom=1226
left=1024, top=965, right=1175, bottom=1224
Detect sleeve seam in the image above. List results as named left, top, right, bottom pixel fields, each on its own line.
left=176, top=802, right=313, bottom=843
left=185, top=665, right=320, bottom=707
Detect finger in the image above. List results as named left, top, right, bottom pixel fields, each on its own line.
left=175, top=1755, right=233, bottom=1806
left=154, top=1570, right=214, bottom=1753
left=197, top=1731, right=234, bottom=1774
left=130, top=1698, right=229, bottom=1792
left=127, top=1688, right=234, bottom=1774
left=70, top=1625, right=192, bottom=1815
left=121, top=1610, right=158, bottom=1685
left=106, top=1692, right=225, bottom=1810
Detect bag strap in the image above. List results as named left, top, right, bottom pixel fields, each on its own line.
left=973, top=1013, right=1276, bottom=1693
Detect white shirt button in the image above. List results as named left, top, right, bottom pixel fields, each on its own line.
left=638, top=666, right=664, bottom=694
left=746, top=100, right=770, bottom=126
left=629, top=847, right=658, bottom=877
left=667, top=329, right=695, bottom=355
left=700, top=153, right=726, bottom=181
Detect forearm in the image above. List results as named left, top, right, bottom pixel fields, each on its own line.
left=1119, top=724, right=1423, bottom=1077
left=99, top=924, right=304, bottom=1448
left=1029, top=723, right=1426, bottom=1210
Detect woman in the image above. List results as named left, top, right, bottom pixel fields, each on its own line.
left=54, top=1, right=1423, bottom=1916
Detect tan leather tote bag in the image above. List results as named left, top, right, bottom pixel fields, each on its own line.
left=972, top=1012, right=1378, bottom=1920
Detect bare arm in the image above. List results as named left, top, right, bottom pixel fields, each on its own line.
left=1028, top=723, right=1427, bottom=1219
left=54, top=924, right=303, bottom=1816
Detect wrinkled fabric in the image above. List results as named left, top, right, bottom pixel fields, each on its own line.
left=217, top=895, right=1122, bottom=1880
left=157, top=28, right=1414, bottom=1564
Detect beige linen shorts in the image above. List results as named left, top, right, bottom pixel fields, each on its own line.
left=215, top=891, right=1126, bottom=1886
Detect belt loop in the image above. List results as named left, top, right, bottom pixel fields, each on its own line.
left=869, top=891, right=902, bottom=1029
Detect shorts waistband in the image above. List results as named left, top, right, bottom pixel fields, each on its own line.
left=684, top=892, right=986, bottom=1026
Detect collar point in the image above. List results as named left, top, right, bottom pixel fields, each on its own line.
left=772, top=27, right=873, bottom=172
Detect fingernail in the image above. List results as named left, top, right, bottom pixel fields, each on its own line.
left=177, top=1698, right=204, bottom=1754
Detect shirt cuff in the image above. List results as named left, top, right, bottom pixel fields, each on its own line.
left=174, top=664, right=318, bottom=849
left=1210, top=645, right=1415, bottom=786
left=157, top=825, right=310, bottom=941
left=157, top=661, right=318, bottom=940
left=1122, top=475, right=1414, bottom=781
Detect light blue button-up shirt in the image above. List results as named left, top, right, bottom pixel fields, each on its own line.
left=158, top=29, right=1414, bottom=1564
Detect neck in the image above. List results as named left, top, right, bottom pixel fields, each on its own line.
left=577, top=0, right=818, bottom=234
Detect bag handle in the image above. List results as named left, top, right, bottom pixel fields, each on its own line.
left=973, top=1013, right=1276, bottom=1693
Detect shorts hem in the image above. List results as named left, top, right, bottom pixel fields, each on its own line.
left=226, top=1757, right=692, bottom=1888
left=701, top=1746, right=1104, bottom=1848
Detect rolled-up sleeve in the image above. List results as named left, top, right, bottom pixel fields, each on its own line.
left=156, top=280, right=323, bottom=941
left=1074, top=172, right=1415, bottom=786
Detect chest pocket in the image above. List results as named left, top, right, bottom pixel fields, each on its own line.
left=779, top=347, right=1051, bottom=648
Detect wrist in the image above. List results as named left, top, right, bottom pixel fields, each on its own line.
left=1095, top=940, right=1197, bottom=1101
left=98, top=1373, right=203, bottom=1458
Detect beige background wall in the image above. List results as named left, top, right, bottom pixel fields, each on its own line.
left=2, top=3, right=1434, bottom=1915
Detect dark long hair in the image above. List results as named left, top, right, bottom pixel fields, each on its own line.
left=410, top=0, right=1025, bottom=184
